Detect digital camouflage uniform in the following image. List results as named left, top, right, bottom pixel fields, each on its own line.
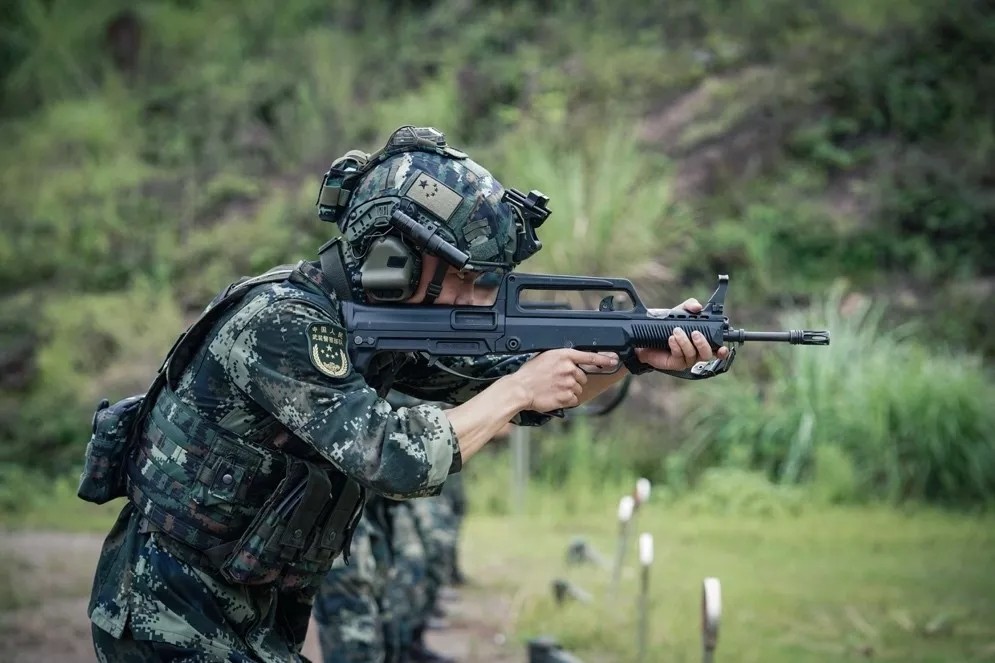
left=314, top=394, right=459, bottom=663
left=408, top=495, right=455, bottom=618
left=439, top=471, right=467, bottom=583
left=384, top=499, right=432, bottom=655
left=89, top=261, right=541, bottom=661
left=312, top=512, right=391, bottom=662
left=312, top=495, right=427, bottom=663
left=87, top=128, right=548, bottom=661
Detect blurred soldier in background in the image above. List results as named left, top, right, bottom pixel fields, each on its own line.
left=313, top=493, right=452, bottom=663
left=313, top=497, right=456, bottom=662
left=314, top=392, right=461, bottom=663
left=440, top=471, right=467, bottom=585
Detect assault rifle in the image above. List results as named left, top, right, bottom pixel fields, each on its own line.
left=341, top=272, right=829, bottom=380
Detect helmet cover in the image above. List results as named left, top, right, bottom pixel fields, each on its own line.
left=341, top=142, right=519, bottom=271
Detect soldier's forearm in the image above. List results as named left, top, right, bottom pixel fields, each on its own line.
left=444, top=375, right=528, bottom=463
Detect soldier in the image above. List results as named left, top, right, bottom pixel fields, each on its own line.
left=440, top=470, right=467, bottom=585
left=82, top=125, right=726, bottom=661
left=314, top=392, right=461, bottom=663
left=313, top=496, right=431, bottom=662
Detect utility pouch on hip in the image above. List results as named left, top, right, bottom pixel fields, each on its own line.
left=77, top=395, right=145, bottom=504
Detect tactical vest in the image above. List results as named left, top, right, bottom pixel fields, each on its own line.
left=124, top=262, right=365, bottom=592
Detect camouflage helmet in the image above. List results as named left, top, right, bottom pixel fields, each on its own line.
left=317, top=126, right=548, bottom=274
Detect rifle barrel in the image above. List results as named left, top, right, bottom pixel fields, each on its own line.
left=724, top=329, right=830, bottom=345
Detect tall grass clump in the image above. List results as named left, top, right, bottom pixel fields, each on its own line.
left=490, top=123, right=684, bottom=276
left=676, top=287, right=995, bottom=505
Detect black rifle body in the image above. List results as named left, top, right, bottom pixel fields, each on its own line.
left=341, top=273, right=828, bottom=373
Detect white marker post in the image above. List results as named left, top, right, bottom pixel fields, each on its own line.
left=631, top=478, right=652, bottom=547
left=635, top=477, right=652, bottom=507
left=637, top=533, right=654, bottom=663
left=609, top=495, right=635, bottom=599
left=702, top=577, right=722, bottom=663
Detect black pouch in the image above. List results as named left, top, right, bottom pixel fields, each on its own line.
left=217, top=458, right=321, bottom=585
left=77, top=394, right=144, bottom=504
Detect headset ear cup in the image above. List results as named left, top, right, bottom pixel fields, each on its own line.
left=359, top=236, right=422, bottom=302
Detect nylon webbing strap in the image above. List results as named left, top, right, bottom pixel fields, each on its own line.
left=422, top=257, right=450, bottom=304
left=322, top=480, right=362, bottom=549
left=318, top=239, right=355, bottom=302
left=129, top=268, right=296, bottom=475
left=164, top=267, right=295, bottom=388
left=128, top=478, right=226, bottom=550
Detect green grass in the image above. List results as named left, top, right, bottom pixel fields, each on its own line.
left=459, top=502, right=995, bottom=662
left=4, top=463, right=995, bottom=661
left=0, top=473, right=121, bottom=532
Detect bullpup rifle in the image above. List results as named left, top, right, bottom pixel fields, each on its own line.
left=341, top=272, right=829, bottom=380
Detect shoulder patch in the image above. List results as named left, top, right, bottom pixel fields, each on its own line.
left=306, top=322, right=350, bottom=378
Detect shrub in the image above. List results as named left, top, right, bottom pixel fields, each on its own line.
left=2, top=281, right=182, bottom=473
left=677, top=288, right=995, bottom=505
left=490, top=122, right=680, bottom=276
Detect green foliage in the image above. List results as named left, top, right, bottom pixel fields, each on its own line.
left=492, top=123, right=679, bottom=275
left=533, top=420, right=630, bottom=505
left=873, top=149, right=995, bottom=278
left=1, top=282, right=182, bottom=473
left=0, top=464, right=47, bottom=515
left=0, top=0, right=120, bottom=112
left=678, top=289, right=995, bottom=505
left=463, top=423, right=636, bottom=519
left=825, top=0, right=995, bottom=142
left=680, top=467, right=806, bottom=517
left=0, top=95, right=159, bottom=291
left=0, top=470, right=122, bottom=528
left=0, top=0, right=993, bottom=509
left=810, top=443, right=860, bottom=505
left=479, top=505, right=995, bottom=662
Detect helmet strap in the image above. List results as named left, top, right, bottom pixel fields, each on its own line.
left=422, top=257, right=451, bottom=305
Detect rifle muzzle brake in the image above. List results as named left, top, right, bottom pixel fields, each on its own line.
left=724, top=329, right=831, bottom=345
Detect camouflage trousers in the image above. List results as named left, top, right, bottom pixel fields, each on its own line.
left=439, top=471, right=465, bottom=582
left=409, top=496, right=457, bottom=614
left=314, top=495, right=455, bottom=663
left=89, top=504, right=312, bottom=662
left=313, top=514, right=392, bottom=663
left=91, top=623, right=287, bottom=663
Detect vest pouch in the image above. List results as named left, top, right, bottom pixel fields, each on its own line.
left=217, top=458, right=329, bottom=586
left=301, top=479, right=364, bottom=566
left=274, top=480, right=365, bottom=594
left=78, top=395, right=144, bottom=504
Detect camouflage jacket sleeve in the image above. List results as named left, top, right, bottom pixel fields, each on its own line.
left=391, top=354, right=552, bottom=426
left=226, top=297, right=459, bottom=499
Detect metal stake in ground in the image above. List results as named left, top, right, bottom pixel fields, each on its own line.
left=637, top=533, right=654, bottom=663
left=609, top=495, right=635, bottom=599
left=702, top=577, right=722, bottom=663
